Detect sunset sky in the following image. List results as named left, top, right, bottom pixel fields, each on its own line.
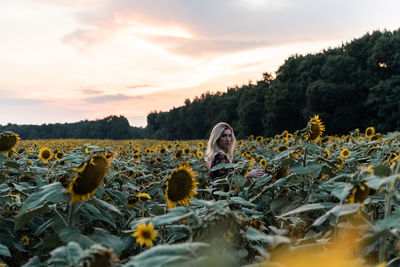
left=1, top=0, right=399, bottom=127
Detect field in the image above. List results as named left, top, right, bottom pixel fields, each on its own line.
left=0, top=124, right=399, bottom=266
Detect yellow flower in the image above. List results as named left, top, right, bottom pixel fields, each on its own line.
left=365, top=127, right=375, bottom=138
left=132, top=222, right=158, bottom=247
left=22, top=235, right=29, bottom=246
left=259, top=159, right=267, bottom=168
left=256, top=136, right=263, bottom=142
left=277, top=145, right=289, bottom=153
left=38, top=148, right=53, bottom=162
left=340, top=148, right=351, bottom=158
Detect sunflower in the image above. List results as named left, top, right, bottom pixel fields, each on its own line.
left=340, top=148, right=351, bottom=158
left=0, top=131, right=20, bottom=153
left=196, top=151, right=203, bottom=158
left=348, top=183, right=370, bottom=204
left=159, top=146, right=167, bottom=154
left=55, top=151, right=64, bottom=160
left=22, top=235, right=29, bottom=246
left=277, top=145, right=289, bottom=153
left=39, top=148, right=53, bottom=162
left=365, top=127, right=375, bottom=138
left=165, top=166, right=198, bottom=209
left=259, top=159, right=267, bottom=168
left=65, top=154, right=110, bottom=203
left=248, top=135, right=254, bottom=141
left=155, top=157, right=162, bottom=164
left=132, top=222, right=158, bottom=247
left=133, top=153, right=140, bottom=160
left=305, top=115, right=325, bottom=143
left=256, top=136, right=263, bottom=142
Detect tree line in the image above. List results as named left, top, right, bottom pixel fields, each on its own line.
left=0, top=115, right=146, bottom=140
left=147, top=29, right=400, bottom=139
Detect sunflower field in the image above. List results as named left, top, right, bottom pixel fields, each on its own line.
left=0, top=117, right=399, bottom=267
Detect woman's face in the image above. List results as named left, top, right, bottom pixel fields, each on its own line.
left=217, top=128, right=232, bottom=151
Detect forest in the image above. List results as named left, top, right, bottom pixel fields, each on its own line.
left=2, top=29, right=400, bottom=140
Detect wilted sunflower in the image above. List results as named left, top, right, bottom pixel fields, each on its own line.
left=340, top=148, right=351, bottom=158
left=39, top=148, right=53, bottom=162
left=127, top=196, right=139, bottom=208
left=348, top=183, right=370, bottom=204
left=174, top=149, right=183, bottom=160
left=132, top=222, right=158, bottom=248
left=0, top=131, right=20, bottom=153
left=277, top=145, right=289, bottom=153
left=165, top=166, right=198, bottom=209
left=305, top=115, right=325, bottom=143
left=65, top=154, right=110, bottom=203
left=365, top=127, right=375, bottom=138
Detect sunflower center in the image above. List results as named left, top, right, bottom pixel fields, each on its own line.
left=309, top=123, right=321, bottom=139
left=167, top=170, right=192, bottom=202
left=142, top=230, right=152, bottom=239
left=42, top=150, right=51, bottom=159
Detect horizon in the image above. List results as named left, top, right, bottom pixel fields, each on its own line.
left=1, top=0, right=399, bottom=127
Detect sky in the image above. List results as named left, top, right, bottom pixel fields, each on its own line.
left=1, top=0, right=399, bottom=127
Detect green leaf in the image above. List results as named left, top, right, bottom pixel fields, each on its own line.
left=324, top=182, right=353, bottom=201
left=59, top=227, right=94, bottom=249
left=15, top=203, right=50, bottom=231
left=21, top=183, right=67, bottom=213
left=373, top=165, right=392, bottom=177
left=246, top=227, right=290, bottom=248
left=232, top=175, right=246, bottom=186
left=280, top=203, right=336, bottom=217
left=123, top=242, right=208, bottom=267
left=3, top=160, right=20, bottom=169
left=376, top=209, right=400, bottom=228
left=47, top=242, right=82, bottom=267
left=0, top=243, right=11, bottom=257
left=229, top=197, right=256, bottom=208
left=364, top=175, right=397, bottom=190
left=89, top=228, right=123, bottom=255
left=21, top=256, right=43, bottom=267
left=88, top=197, right=122, bottom=217
left=130, top=207, right=193, bottom=228
left=312, top=204, right=361, bottom=227
left=290, top=162, right=322, bottom=175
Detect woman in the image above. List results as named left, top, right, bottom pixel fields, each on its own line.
left=206, top=122, right=265, bottom=178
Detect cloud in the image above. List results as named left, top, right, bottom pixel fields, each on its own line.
left=85, top=93, right=142, bottom=104
left=126, top=84, right=153, bottom=89
left=59, top=0, right=400, bottom=56
left=0, top=98, right=48, bottom=106
left=81, top=88, right=103, bottom=95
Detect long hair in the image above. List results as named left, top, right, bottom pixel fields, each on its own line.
left=205, top=122, right=236, bottom=169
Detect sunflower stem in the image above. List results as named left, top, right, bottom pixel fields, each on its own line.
left=73, top=201, right=86, bottom=215
left=52, top=206, right=68, bottom=227
left=67, top=200, right=75, bottom=227
left=303, top=147, right=308, bottom=167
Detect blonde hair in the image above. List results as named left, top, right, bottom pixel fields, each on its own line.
left=205, top=122, right=236, bottom=169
